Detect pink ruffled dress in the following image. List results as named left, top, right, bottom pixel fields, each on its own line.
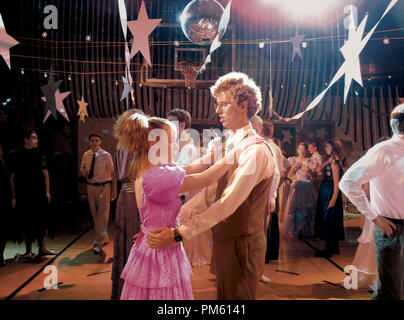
left=120, top=164, right=193, bottom=300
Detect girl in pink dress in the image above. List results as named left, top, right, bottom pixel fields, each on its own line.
left=115, top=111, right=235, bottom=300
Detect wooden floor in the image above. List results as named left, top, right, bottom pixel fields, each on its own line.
left=0, top=217, right=372, bottom=300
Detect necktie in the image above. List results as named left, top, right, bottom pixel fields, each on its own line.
left=88, top=152, right=96, bottom=179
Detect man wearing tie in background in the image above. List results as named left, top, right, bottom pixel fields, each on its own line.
left=80, top=134, right=117, bottom=254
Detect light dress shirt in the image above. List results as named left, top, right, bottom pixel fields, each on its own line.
left=177, top=131, right=199, bottom=167
left=339, top=134, right=404, bottom=221
left=267, top=139, right=282, bottom=205
left=178, top=124, right=276, bottom=239
left=81, top=148, right=114, bottom=183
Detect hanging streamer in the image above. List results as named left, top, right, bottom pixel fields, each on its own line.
left=118, top=0, right=128, bottom=40
left=197, top=0, right=232, bottom=74
left=283, top=0, right=398, bottom=121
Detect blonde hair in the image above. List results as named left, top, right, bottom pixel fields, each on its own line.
left=113, top=110, right=174, bottom=179
left=390, top=103, right=404, bottom=135
left=210, top=72, right=262, bottom=119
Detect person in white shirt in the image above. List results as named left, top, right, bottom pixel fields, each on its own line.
left=167, top=109, right=199, bottom=168
left=80, top=134, right=117, bottom=254
left=339, top=103, right=404, bottom=300
left=167, top=108, right=213, bottom=268
left=147, top=72, right=276, bottom=300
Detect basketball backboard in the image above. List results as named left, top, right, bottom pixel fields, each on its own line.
left=140, top=23, right=234, bottom=88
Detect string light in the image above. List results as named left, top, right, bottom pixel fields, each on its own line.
left=85, top=34, right=92, bottom=41
left=7, top=26, right=404, bottom=50
left=41, top=32, right=48, bottom=38
left=139, top=83, right=143, bottom=87
left=302, top=41, right=307, bottom=48
left=68, top=74, right=72, bottom=80
left=21, top=68, right=24, bottom=75
left=259, top=42, right=265, bottom=48
left=44, top=72, right=48, bottom=78
left=383, top=36, right=390, bottom=45
left=115, top=80, right=119, bottom=86
left=91, top=77, right=95, bottom=83
left=174, top=40, right=180, bottom=47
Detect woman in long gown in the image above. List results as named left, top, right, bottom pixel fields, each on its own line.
left=110, top=147, right=140, bottom=300
left=350, top=214, right=378, bottom=290
left=116, top=111, right=236, bottom=300
left=344, top=179, right=378, bottom=291
left=314, top=139, right=345, bottom=258
left=281, top=142, right=319, bottom=239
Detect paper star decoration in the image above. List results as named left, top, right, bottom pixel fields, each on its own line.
left=42, top=89, right=71, bottom=123
left=127, top=1, right=161, bottom=66
left=307, top=132, right=315, bottom=140
left=281, top=129, right=293, bottom=145
left=41, top=69, right=63, bottom=118
left=290, top=31, right=305, bottom=61
left=316, top=127, right=328, bottom=140
left=283, top=0, right=398, bottom=121
left=120, top=70, right=133, bottom=101
left=339, top=9, right=366, bottom=103
left=77, top=96, right=88, bottom=123
left=0, top=12, right=19, bottom=69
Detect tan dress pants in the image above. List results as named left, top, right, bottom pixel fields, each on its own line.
left=87, top=184, right=111, bottom=247
left=213, top=232, right=266, bottom=300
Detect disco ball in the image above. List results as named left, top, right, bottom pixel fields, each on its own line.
left=180, top=0, right=224, bottom=45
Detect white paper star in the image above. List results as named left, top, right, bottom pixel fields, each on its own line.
left=339, top=10, right=367, bottom=103
left=281, top=129, right=293, bottom=145
left=290, top=31, right=305, bottom=61
left=0, top=13, right=19, bottom=69
left=285, top=0, right=398, bottom=120
left=120, top=71, right=133, bottom=101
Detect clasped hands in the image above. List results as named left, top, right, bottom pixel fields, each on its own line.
left=133, top=226, right=176, bottom=249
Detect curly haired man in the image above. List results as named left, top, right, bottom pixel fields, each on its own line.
left=147, top=72, right=276, bottom=300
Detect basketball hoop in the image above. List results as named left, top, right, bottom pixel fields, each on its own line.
left=177, top=61, right=200, bottom=89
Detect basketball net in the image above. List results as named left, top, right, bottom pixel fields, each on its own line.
left=177, top=61, right=200, bottom=89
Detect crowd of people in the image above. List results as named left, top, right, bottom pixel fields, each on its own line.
left=0, top=71, right=403, bottom=301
